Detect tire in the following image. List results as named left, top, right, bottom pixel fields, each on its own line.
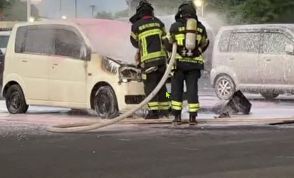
left=260, top=92, right=279, bottom=100
left=93, top=86, right=118, bottom=119
left=5, top=85, right=29, bottom=114
left=214, top=75, right=236, bottom=100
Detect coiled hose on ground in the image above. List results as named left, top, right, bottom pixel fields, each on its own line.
left=47, top=43, right=177, bottom=133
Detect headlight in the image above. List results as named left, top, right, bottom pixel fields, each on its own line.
left=119, top=65, right=142, bottom=83
left=101, top=57, right=120, bottom=74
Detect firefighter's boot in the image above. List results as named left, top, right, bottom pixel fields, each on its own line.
left=189, top=114, right=198, bottom=125
left=172, top=114, right=182, bottom=125
left=159, top=110, right=170, bottom=119
left=145, top=110, right=159, bottom=120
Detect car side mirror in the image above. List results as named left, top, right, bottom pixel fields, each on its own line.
left=80, top=44, right=91, bottom=61
left=285, top=44, right=294, bottom=55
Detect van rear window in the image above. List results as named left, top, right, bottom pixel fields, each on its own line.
left=15, top=26, right=55, bottom=55
left=15, top=27, right=27, bottom=53
left=218, top=30, right=231, bottom=52
left=15, top=25, right=82, bottom=58
left=24, top=28, right=55, bottom=55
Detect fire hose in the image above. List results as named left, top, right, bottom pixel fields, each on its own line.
left=47, top=43, right=177, bottom=133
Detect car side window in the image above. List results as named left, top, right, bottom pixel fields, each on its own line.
left=54, top=29, right=82, bottom=59
left=262, top=33, right=293, bottom=54
left=23, top=26, right=55, bottom=55
left=229, top=32, right=260, bottom=53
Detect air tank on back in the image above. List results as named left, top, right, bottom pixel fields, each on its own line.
left=185, top=18, right=197, bottom=56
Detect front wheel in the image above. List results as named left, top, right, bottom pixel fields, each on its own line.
left=214, top=75, right=236, bottom=100
left=93, top=86, right=119, bottom=119
left=5, top=85, right=29, bottom=114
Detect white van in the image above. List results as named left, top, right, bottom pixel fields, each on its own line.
left=2, top=19, right=145, bottom=118
left=210, top=24, right=294, bottom=100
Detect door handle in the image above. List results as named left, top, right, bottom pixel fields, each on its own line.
left=52, top=63, right=59, bottom=69
left=266, top=59, right=271, bottom=62
left=21, top=60, right=28, bottom=63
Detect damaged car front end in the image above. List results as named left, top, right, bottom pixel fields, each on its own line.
left=101, top=56, right=145, bottom=107
left=76, top=19, right=146, bottom=112
left=101, top=56, right=142, bottom=84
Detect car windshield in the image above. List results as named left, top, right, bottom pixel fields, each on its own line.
left=0, top=35, right=9, bottom=48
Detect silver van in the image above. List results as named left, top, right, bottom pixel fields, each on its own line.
left=210, top=24, right=294, bottom=100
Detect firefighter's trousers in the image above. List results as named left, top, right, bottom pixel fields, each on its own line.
left=171, top=69, right=201, bottom=117
left=143, top=65, right=170, bottom=111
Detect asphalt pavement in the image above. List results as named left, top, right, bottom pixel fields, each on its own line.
left=2, top=93, right=294, bottom=178
left=1, top=125, right=294, bottom=178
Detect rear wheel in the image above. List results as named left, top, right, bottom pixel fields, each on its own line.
left=93, top=86, right=119, bottom=119
left=214, top=75, right=236, bottom=100
left=260, top=92, right=279, bottom=100
left=5, top=85, right=29, bottom=114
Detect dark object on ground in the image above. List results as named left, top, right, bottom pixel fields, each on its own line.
left=269, top=120, right=294, bottom=126
left=216, top=112, right=231, bottom=119
left=216, top=90, right=252, bottom=118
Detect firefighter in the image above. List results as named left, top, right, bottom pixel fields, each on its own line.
left=130, top=0, right=170, bottom=119
left=166, top=1, right=209, bottom=125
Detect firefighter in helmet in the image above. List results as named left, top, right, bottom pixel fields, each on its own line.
left=130, top=0, right=170, bottom=119
left=166, top=1, right=209, bottom=125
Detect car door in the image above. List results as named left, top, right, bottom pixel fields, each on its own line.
left=228, top=31, right=262, bottom=84
left=259, top=31, right=290, bottom=85
left=13, top=25, right=54, bottom=101
left=49, top=26, right=87, bottom=105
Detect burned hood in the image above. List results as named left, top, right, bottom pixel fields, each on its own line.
left=75, top=19, right=137, bottom=65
